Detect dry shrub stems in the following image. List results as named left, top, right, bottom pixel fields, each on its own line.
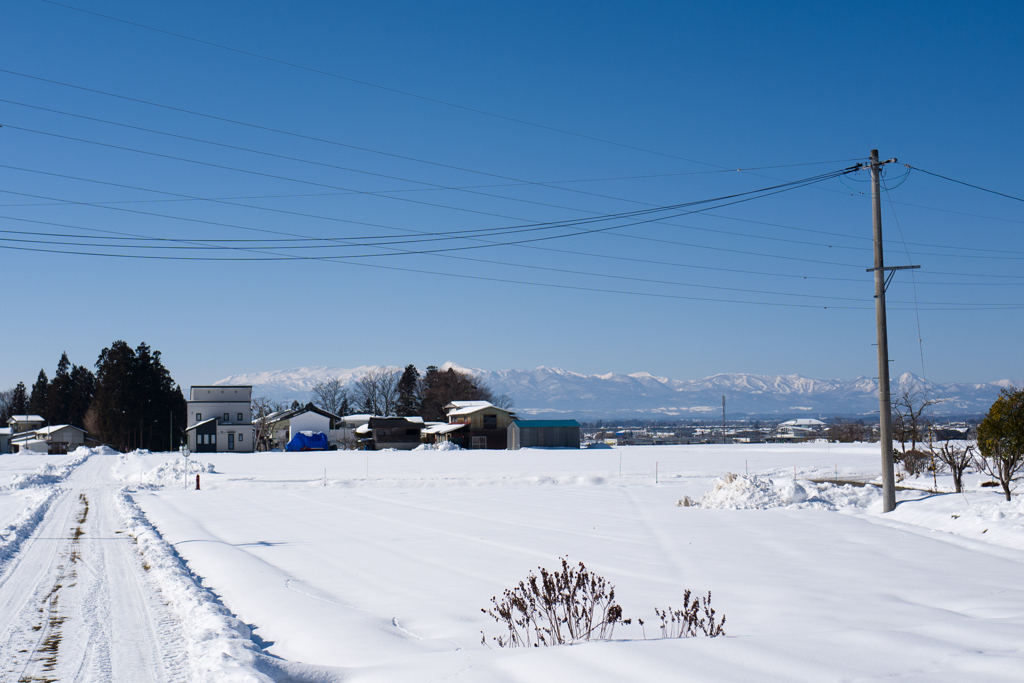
left=654, top=589, right=726, bottom=638
left=482, top=558, right=727, bottom=647
left=482, top=557, right=629, bottom=647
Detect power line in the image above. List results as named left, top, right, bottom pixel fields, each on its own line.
left=907, top=164, right=1024, bottom=203
left=0, top=166, right=860, bottom=264
left=0, top=68, right=867, bottom=210
left=5, top=98, right=1017, bottom=258
left=30, top=0, right=759, bottom=170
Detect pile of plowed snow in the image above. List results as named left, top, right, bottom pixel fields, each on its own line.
left=6, top=446, right=96, bottom=489
left=115, top=453, right=216, bottom=489
left=692, top=473, right=880, bottom=510
left=413, top=442, right=463, bottom=451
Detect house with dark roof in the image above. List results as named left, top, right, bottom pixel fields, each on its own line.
left=368, top=416, right=424, bottom=450
left=264, top=402, right=342, bottom=450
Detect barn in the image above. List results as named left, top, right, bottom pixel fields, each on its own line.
left=507, top=419, right=581, bottom=450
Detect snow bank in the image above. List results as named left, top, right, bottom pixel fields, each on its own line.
left=6, top=446, right=94, bottom=489
left=413, top=442, right=463, bottom=451
left=0, top=488, right=62, bottom=569
left=694, top=473, right=879, bottom=510
left=115, top=488, right=272, bottom=682
left=1, top=447, right=96, bottom=572
left=887, top=491, right=1024, bottom=552
left=114, top=453, right=216, bottom=489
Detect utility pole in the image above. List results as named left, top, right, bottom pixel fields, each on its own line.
left=867, top=149, right=918, bottom=513
left=721, top=395, right=726, bottom=445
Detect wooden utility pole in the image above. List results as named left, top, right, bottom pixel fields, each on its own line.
left=867, top=149, right=918, bottom=513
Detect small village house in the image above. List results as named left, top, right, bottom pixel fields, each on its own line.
left=263, top=402, right=342, bottom=450
left=10, top=424, right=87, bottom=454
left=7, top=415, right=46, bottom=434
left=186, top=385, right=255, bottom=453
left=444, top=401, right=516, bottom=449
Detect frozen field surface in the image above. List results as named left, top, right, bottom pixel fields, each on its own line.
left=119, top=443, right=1024, bottom=682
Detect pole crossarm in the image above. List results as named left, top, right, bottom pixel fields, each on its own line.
left=866, top=265, right=921, bottom=293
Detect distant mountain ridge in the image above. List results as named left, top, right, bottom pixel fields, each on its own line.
left=213, top=362, right=1016, bottom=418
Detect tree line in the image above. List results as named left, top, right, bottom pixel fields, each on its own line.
left=302, top=364, right=513, bottom=422
left=0, top=341, right=186, bottom=452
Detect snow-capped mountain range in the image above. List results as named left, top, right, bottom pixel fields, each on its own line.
left=213, top=362, right=1016, bottom=418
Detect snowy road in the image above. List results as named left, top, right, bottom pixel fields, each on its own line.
left=0, top=454, right=188, bottom=682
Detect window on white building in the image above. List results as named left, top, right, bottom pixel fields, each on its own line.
left=196, top=413, right=202, bottom=421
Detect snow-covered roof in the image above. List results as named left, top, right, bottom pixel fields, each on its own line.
left=445, top=401, right=493, bottom=410
left=422, top=423, right=468, bottom=435
left=446, top=402, right=505, bottom=417
left=779, top=418, right=825, bottom=427
left=35, top=425, right=86, bottom=436
left=0, top=427, right=11, bottom=436
left=8, top=415, right=45, bottom=423
left=355, top=424, right=372, bottom=435
left=185, top=417, right=219, bottom=431
left=341, top=414, right=376, bottom=422
left=403, top=416, right=425, bottom=424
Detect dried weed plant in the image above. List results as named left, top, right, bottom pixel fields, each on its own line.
left=481, top=557, right=630, bottom=648
left=654, top=590, right=726, bottom=638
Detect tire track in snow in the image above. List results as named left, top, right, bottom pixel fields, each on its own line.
left=0, top=455, right=192, bottom=682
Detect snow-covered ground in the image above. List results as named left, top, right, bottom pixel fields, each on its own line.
left=100, top=443, right=1024, bottom=682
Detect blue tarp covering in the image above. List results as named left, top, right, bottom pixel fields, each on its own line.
left=286, top=431, right=329, bottom=451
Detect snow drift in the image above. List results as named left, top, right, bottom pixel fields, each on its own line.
left=694, top=473, right=880, bottom=510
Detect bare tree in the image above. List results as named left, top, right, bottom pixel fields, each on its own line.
left=931, top=439, right=974, bottom=493
left=251, top=396, right=282, bottom=452
left=0, top=387, right=15, bottom=426
left=312, top=378, right=349, bottom=416
left=828, top=419, right=870, bottom=443
left=352, top=368, right=401, bottom=416
left=892, top=388, right=942, bottom=453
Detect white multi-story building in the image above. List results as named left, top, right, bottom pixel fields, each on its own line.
left=185, top=385, right=254, bottom=453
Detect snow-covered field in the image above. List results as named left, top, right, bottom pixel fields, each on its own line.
left=99, top=443, right=1024, bottom=682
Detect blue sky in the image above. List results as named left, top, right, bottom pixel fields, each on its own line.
left=2, top=0, right=1022, bottom=391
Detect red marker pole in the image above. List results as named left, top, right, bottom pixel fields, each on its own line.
left=195, top=474, right=201, bottom=491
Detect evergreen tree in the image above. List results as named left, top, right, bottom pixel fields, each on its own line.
left=10, top=382, right=28, bottom=416
left=417, top=366, right=500, bottom=421
left=68, top=364, right=96, bottom=427
left=91, top=340, right=186, bottom=451
left=29, top=370, right=49, bottom=418
left=47, top=353, right=74, bottom=424
left=396, top=364, right=420, bottom=416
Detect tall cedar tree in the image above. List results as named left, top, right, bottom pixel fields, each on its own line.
left=68, top=363, right=96, bottom=427
left=10, top=382, right=29, bottom=416
left=47, top=353, right=74, bottom=424
left=91, top=341, right=187, bottom=451
left=29, top=369, right=49, bottom=417
left=396, top=365, right=420, bottom=416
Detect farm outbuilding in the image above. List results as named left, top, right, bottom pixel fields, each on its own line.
left=508, top=419, right=581, bottom=450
